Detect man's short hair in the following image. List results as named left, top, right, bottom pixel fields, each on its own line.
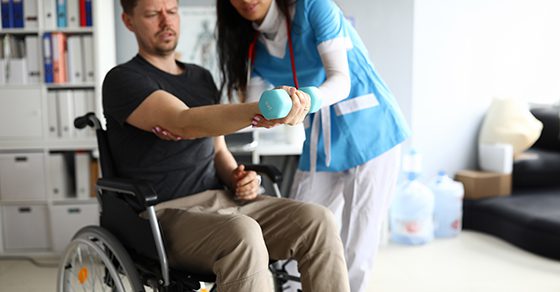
left=121, top=0, right=179, bottom=15
left=120, top=0, right=139, bottom=15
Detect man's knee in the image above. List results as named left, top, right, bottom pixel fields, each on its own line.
left=296, top=203, right=339, bottom=237
left=221, top=215, right=269, bottom=263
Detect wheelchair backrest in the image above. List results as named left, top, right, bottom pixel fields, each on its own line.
left=76, top=113, right=160, bottom=260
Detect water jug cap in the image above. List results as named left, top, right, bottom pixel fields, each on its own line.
left=407, top=172, right=418, bottom=181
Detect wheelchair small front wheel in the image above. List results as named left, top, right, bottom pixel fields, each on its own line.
left=57, top=226, right=144, bottom=292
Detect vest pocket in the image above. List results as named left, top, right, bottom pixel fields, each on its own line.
left=334, top=93, right=379, bottom=116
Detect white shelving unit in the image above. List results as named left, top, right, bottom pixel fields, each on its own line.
left=0, top=0, right=115, bottom=256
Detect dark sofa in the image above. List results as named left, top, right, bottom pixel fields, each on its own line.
left=463, top=106, right=560, bottom=260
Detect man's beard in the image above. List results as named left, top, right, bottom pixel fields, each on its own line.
left=155, top=40, right=178, bottom=56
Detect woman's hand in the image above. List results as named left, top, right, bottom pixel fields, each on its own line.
left=252, top=86, right=311, bottom=128
left=231, top=164, right=261, bottom=201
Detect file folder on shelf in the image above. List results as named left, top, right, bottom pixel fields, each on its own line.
left=49, top=153, right=71, bottom=200
left=66, top=0, right=79, bottom=28
left=1, top=0, right=13, bottom=28
left=23, top=0, right=38, bottom=29
left=42, top=0, right=56, bottom=30
left=66, top=35, right=83, bottom=83
left=12, top=0, right=23, bottom=28
left=74, top=151, right=91, bottom=200
left=84, top=0, right=91, bottom=26
left=42, top=33, right=54, bottom=83
left=52, top=32, right=67, bottom=84
left=25, top=36, right=40, bottom=83
left=56, top=90, right=74, bottom=138
left=81, top=35, right=94, bottom=82
left=56, top=0, right=66, bottom=28
left=47, top=90, right=59, bottom=138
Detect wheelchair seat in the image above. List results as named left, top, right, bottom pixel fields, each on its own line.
left=57, top=113, right=297, bottom=292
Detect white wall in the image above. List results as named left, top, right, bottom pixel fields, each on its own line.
left=411, top=0, right=560, bottom=179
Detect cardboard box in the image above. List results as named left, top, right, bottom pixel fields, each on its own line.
left=454, top=170, right=511, bottom=199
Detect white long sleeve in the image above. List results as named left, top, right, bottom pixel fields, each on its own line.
left=316, top=37, right=351, bottom=107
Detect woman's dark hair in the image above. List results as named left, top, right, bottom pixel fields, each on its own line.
left=216, top=0, right=292, bottom=101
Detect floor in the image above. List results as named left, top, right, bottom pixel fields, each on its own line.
left=1, top=230, right=559, bottom=292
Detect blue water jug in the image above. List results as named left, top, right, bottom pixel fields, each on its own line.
left=390, top=171, right=435, bottom=245
left=428, top=171, right=464, bottom=238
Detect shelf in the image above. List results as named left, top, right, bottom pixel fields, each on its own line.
left=43, top=27, right=94, bottom=34
left=46, top=139, right=97, bottom=150
left=46, top=83, right=96, bottom=90
left=52, top=198, right=97, bottom=205
left=0, top=28, right=39, bottom=35
left=0, top=139, right=97, bottom=151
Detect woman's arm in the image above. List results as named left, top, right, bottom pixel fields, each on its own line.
left=316, top=39, right=351, bottom=107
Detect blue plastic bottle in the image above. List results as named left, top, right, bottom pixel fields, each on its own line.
left=428, top=171, right=464, bottom=238
left=390, top=150, right=435, bottom=245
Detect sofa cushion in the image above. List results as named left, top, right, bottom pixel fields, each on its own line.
left=513, top=149, right=560, bottom=189
left=463, top=189, right=560, bottom=260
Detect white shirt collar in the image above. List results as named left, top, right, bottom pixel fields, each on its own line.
left=252, top=0, right=282, bottom=39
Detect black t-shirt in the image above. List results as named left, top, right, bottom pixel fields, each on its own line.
left=102, top=55, right=223, bottom=203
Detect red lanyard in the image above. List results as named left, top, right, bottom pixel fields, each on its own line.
left=247, top=15, right=299, bottom=89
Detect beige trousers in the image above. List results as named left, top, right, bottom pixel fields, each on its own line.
left=154, top=190, right=350, bottom=292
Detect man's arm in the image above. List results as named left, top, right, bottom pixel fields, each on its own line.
left=128, top=87, right=309, bottom=139
left=127, top=90, right=260, bottom=139
left=213, top=136, right=260, bottom=201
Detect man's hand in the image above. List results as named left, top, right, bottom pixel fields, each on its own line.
left=232, top=164, right=261, bottom=201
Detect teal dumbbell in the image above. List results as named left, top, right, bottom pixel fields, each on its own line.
left=258, top=86, right=322, bottom=119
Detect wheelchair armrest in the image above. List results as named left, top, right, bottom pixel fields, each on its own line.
left=97, top=177, right=159, bottom=208
left=245, top=164, right=283, bottom=184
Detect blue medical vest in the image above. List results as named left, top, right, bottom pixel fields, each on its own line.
left=252, top=0, right=410, bottom=172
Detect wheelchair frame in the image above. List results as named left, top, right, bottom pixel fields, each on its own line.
left=57, top=113, right=300, bottom=292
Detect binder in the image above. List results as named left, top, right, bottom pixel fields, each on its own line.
left=84, top=0, right=91, bottom=26
left=42, top=33, right=54, bottom=83
left=56, top=0, right=66, bottom=28
left=74, top=151, right=91, bottom=200
left=66, top=0, right=78, bottom=28
left=0, top=59, right=6, bottom=84
left=81, top=35, right=93, bottom=82
left=47, top=90, right=59, bottom=138
left=24, top=35, right=40, bottom=83
left=66, top=35, right=83, bottom=83
left=6, top=58, right=27, bottom=84
left=23, top=0, right=38, bottom=29
left=12, top=0, right=23, bottom=28
left=52, top=32, right=67, bottom=84
left=72, top=90, right=87, bottom=138
left=85, top=89, right=95, bottom=137
left=56, top=90, right=74, bottom=138
left=49, top=153, right=70, bottom=200
left=78, top=0, right=85, bottom=27
left=42, top=0, right=56, bottom=30
left=1, top=0, right=12, bottom=28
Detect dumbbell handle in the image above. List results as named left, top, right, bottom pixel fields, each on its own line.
left=258, top=86, right=322, bottom=120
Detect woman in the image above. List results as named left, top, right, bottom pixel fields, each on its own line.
left=164, top=0, right=410, bottom=291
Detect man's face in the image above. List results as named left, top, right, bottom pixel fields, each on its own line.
left=229, top=0, right=273, bottom=24
left=123, top=0, right=180, bottom=56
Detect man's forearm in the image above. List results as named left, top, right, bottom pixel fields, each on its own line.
left=176, top=102, right=260, bottom=139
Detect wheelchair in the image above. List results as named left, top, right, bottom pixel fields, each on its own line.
left=57, top=113, right=301, bottom=291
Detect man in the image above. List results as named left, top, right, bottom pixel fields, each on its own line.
left=101, top=0, right=351, bottom=291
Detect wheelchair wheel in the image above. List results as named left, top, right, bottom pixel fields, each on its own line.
left=58, top=226, right=144, bottom=292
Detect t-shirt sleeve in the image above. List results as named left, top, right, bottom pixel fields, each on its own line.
left=102, top=66, right=159, bottom=125
left=307, top=0, right=344, bottom=45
